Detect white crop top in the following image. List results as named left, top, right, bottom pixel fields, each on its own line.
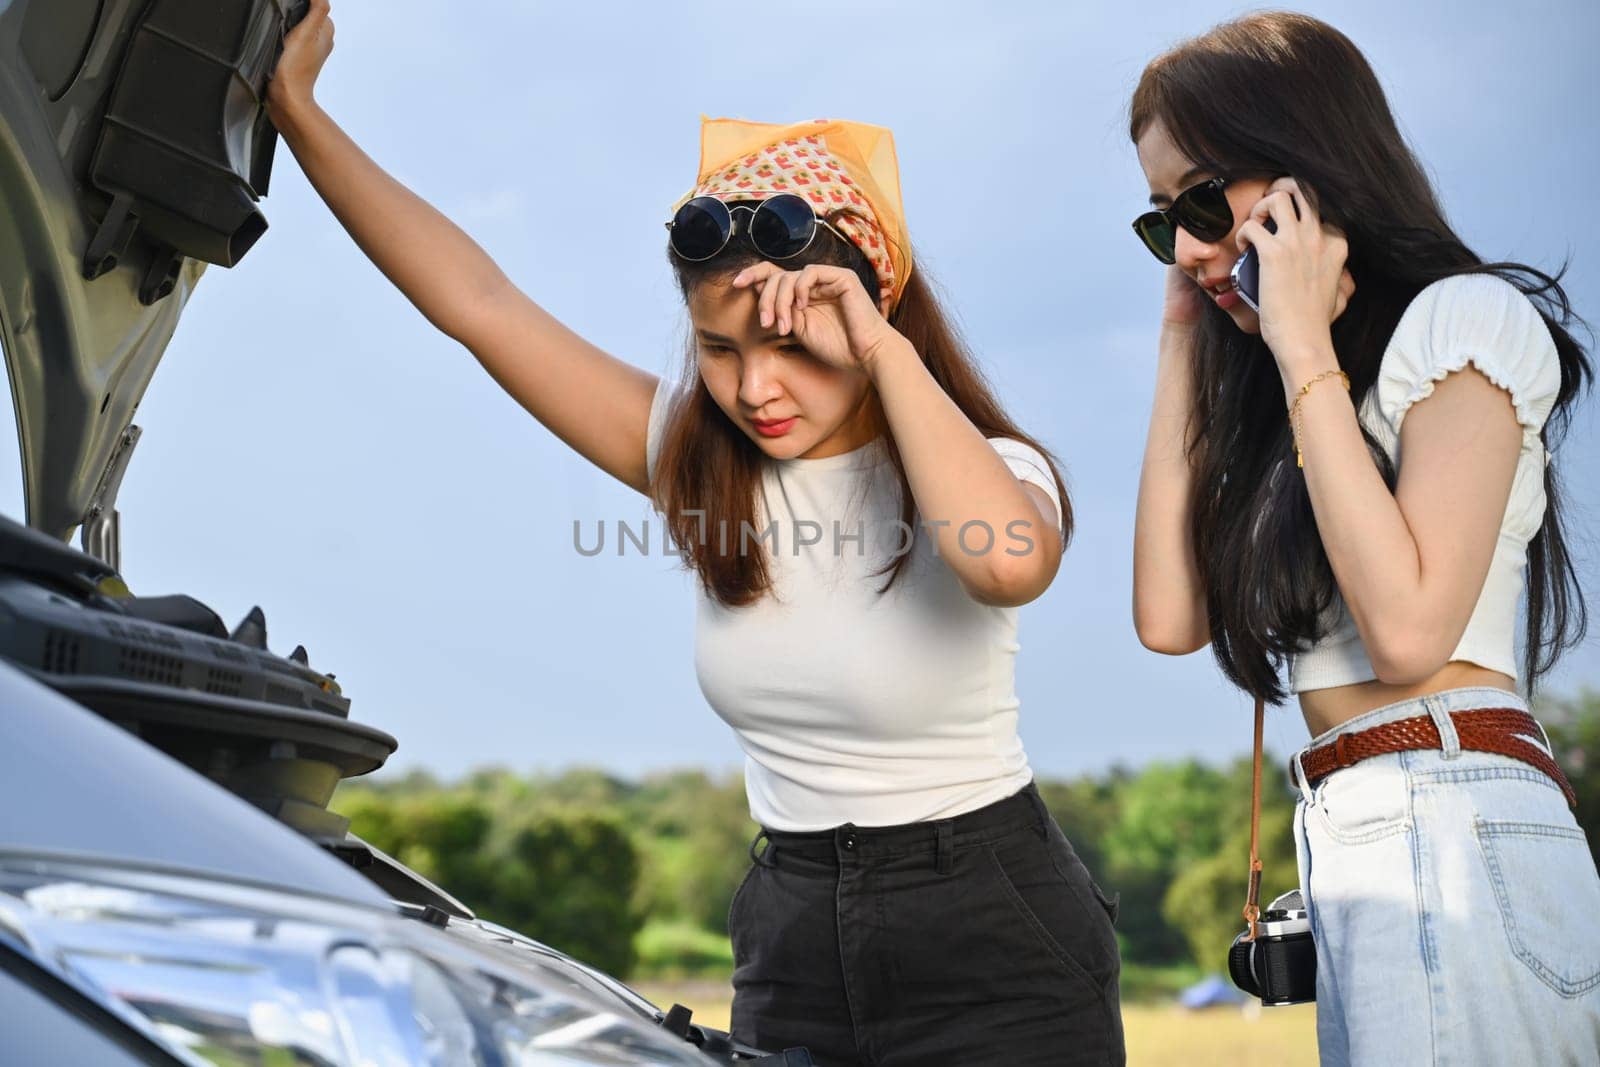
left=1288, top=273, right=1564, bottom=693
left=645, top=378, right=1064, bottom=831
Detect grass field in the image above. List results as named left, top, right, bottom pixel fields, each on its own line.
left=635, top=981, right=1318, bottom=1065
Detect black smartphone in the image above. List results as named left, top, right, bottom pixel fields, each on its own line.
left=1229, top=216, right=1277, bottom=311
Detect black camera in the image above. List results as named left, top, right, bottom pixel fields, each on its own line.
left=1227, top=889, right=1317, bottom=1005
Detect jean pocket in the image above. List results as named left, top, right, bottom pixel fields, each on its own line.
left=986, top=833, right=1118, bottom=990
left=1312, top=760, right=1412, bottom=844
left=1475, top=818, right=1600, bottom=998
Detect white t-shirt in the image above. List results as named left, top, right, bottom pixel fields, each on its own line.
left=645, top=378, right=1064, bottom=831
left=1288, top=273, right=1564, bottom=692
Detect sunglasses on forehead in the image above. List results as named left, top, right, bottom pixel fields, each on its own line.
left=1131, top=176, right=1236, bottom=264
left=666, top=192, right=851, bottom=263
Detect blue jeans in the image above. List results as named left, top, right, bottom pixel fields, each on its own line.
left=1290, top=687, right=1600, bottom=1065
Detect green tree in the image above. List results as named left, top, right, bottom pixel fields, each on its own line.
left=1097, top=761, right=1233, bottom=962
left=340, top=790, right=499, bottom=905
left=484, top=811, right=643, bottom=977
left=628, top=771, right=757, bottom=933
left=1159, top=753, right=1300, bottom=968
left=1104, top=762, right=1231, bottom=874
left=1161, top=803, right=1299, bottom=969
left=530, top=767, right=632, bottom=810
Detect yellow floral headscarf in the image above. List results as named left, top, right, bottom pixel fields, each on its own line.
left=673, top=117, right=913, bottom=313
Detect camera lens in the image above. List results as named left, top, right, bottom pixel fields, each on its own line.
left=1228, top=935, right=1263, bottom=998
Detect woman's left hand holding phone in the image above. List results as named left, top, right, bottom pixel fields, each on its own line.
left=1234, top=176, right=1357, bottom=400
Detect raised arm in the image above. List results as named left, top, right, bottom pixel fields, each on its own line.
left=265, top=1, right=658, bottom=495
left=1132, top=267, right=1210, bottom=654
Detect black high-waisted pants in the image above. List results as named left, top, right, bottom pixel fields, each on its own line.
left=727, top=781, right=1125, bottom=1066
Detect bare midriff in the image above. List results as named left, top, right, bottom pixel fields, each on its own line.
left=1299, top=661, right=1517, bottom=740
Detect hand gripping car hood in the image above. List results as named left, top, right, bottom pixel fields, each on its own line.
left=0, top=0, right=301, bottom=543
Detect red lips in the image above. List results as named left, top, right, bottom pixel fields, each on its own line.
left=753, top=417, right=797, bottom=438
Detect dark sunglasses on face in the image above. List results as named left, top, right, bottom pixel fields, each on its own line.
left=666, top=192, right=850, bottom=263
left=1131, top=176, right=1236, bottom=264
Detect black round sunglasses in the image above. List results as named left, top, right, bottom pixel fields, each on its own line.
left=666, top=192, right=850, bottom=263
left=1131, top=177, right=1235, bottom=264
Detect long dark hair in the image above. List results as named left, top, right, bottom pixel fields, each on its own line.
left=1130, top=11, right=1592, bottom=701
left=656, top=206, right=1072, bottom=607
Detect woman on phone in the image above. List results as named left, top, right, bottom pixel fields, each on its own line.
left=1129, top=11, right=1599, bottom=1064
left=267, top=3, right=1123, bottom=1063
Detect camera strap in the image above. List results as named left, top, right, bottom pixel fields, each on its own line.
left=1242, top=695, right=1265, bottom=941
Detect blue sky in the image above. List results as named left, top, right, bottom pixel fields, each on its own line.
left=4, top=0, right=1595, bottom=782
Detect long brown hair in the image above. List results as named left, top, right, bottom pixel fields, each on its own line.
left=1130, top=11, right=1592, bottom=700
left=654, top=211, right=1072, bottom=607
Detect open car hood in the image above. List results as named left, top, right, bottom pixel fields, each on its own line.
left=0, top=0, right=301, bottom=549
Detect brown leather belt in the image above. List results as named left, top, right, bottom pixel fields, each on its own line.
left=1295, top=707, right=1577, bottom=809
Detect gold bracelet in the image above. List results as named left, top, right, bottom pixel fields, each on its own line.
left=1289, top=369, right=1350, bottom=469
